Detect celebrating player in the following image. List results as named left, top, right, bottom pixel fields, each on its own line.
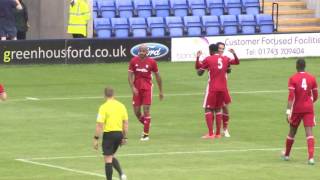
left=282, top=58, right=318, bottom=165
left=195, top=44, right=239, bottom=139
left=0, top=84, right=7, bottom=101
left=216, top=42, right=240, bottom=137
left=128, top=44, right=164, bottom=141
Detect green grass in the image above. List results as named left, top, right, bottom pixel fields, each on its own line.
left=0, top=58, right=320, bottom=180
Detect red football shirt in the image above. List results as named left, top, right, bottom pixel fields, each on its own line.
left=128, top=56, right=159, bottom=90
left=288, top=72, right=318, bottom=113
left=200, top=54, right=230, bottom=92
left=0, top=84, right=4, bottom=94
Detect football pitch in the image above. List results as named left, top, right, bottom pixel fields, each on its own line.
left=1, top=58, right=320, bottom=180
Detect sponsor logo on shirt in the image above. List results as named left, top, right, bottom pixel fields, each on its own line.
left=136, top=68, right=148, bottom=73
left=130, top=43, right=169, bottom=59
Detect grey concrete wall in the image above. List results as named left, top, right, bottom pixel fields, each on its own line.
left=24, top=0, right=92, bottom=39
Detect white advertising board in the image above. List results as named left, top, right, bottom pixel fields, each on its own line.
left=171, top=33, right=320, bottom=62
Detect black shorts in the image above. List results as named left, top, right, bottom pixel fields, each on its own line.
left=102, top=131, right=123, bottom=156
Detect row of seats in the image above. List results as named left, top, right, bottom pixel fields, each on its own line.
left=93, top=0, right=261, bottom=18
left=94, top=14, right=274, bottom=38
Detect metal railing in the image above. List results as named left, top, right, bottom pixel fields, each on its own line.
left=272, top=2, right=279, bottom=32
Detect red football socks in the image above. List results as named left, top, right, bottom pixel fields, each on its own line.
left=285, top=136, right=294, bottom=156
left=222, top=113, right=229, bottom=130
left=138, top=116, right=145, bottom=125
left=143, top=116, right=151, bottom=135
left=307, top=136, right=315, bottom=160
left=205, top=112, right=214, bottom=136
left=215, top=113, right=222, bottom=136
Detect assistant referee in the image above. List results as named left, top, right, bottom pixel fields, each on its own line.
left=93, top=87, right=128, bottom=180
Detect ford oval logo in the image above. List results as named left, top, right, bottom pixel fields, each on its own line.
left=130, top=43, right=169, bottom=59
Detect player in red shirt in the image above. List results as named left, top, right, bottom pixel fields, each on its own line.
left=0, top=84, right=7, bottom=101
left=128, top=45, right=164, bottom=141
left=195, top=44, right=239, bottom=139
left=216, top=42, right=240, bottom=137
left=282, top=59, right=318, bottom=165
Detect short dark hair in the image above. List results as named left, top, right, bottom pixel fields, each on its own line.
left=296, top=58, right=306, bottom=71
left=209, top=44, right=218, bottom=55
left=104, top=87, right=114, bottom=98
left=216, top=42, right=225, bottom=48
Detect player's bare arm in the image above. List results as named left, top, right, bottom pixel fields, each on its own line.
left=93, top=122, right=104, bottom=150
left=286, top=83, right=295, bottom=123
left=312, top=80, right=318, bottom=103
left=128, top=71, right=138, bottom=96
left=228, top=49, right=240, bottom=65
left=122, top=120, right=129, bottom=145
left=154, top=72, right=164, bottom=100
left=195, top=51, right=205, bottom=76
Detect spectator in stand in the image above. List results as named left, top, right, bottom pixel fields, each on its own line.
left=14, top=0, right=29, bottom=40
left=0, top=0, right=23, bottom=40
left=67, top=0, right=91, bottom=38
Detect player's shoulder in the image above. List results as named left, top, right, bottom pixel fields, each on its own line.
left=147, top=57, right=157, bottom=63
left=305, top=72, right=316, bottom=79
left=130, top=56, right=139, bottom=62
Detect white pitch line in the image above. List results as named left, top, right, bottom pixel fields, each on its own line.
left=15, top=159, right=119, bottom=179
left=18, top=146, right=315, bottom=161
left=10, top=90, right=287, bottom=102
left=25, top=97, right=40, bottom=101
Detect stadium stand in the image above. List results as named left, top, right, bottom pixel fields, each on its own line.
left=134, top=0, right=153, bottom=18
left=147, top=17, right=166, bottom=37
left=100, top=0, right=116, bottom=18
left=116, top=0, right=134, bottom=18
left=94, top=18, right=112, bottom=38
left=238, top=14, right=256, bottom=34
left=256, top=14, right=274, bottom=33
left=206, top=0, right=224, bottom=16
left=220, top=15, right=238, bottom=35
left=202, top=15, right=220, bottom=35
left=111, top=17, right=130, bottom=37
left=242, top=0, right=260, bottom=15
left=188, top=0, right=206, bottom=16
left=170, top=0, right=189, bottom=17
left=129, top=17, right=148, bottom=37
left=152, top=0, right=171, bottom=17
left=93, top=0, right=276, bottom=38
left=166, top=16, right=184, bottom=36
left=184, top=16, right=202, bottom=36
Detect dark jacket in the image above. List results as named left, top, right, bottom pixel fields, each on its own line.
left=14, top=1, right=28, bottom=32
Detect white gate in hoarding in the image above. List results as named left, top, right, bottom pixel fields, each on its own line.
left=171, top=33, right=320, bottom=62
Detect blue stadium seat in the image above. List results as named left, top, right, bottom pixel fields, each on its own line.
left=147, top=17, right=166, bottom=37
left=111, top=18, right=130, bottom=37
left=116, top=0, right=134, bottom=18
left=93, top=0, right=99, bottom=18
left=166, top=16, right=184, bottom=37
left=184, top=16, right=202, bottom=36
left=129, top=17, right=148, bottom=37
left=220, top=15, right=238, bottom=35
left=188, top=0, right=206, bottom=16
left=170, top=0, right=189, bottom=17
left=206, top=0, right=224, bottom=16
left=225, top=0, right=242, bottom=15
left=256, top=14, right=274, bottom=33
left=94, top=18, right=112, bottom=38
left=202, top=15, right=220, bottom=35
left=238, top=14, right=256, bottom=34
left=134, top=0, right=152, bottom=18
left=242, top=0, right=260, bottom=15
left=100, top=0, right=116, bottom=18
left=152, top=0, right=170, bottom=17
